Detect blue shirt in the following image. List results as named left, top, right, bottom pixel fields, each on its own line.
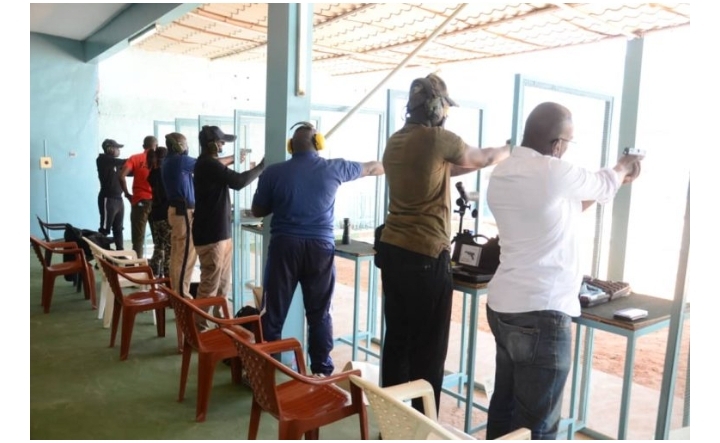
left=161, top=152, right=197, bottom=208
left=252, top=151, right=362, bottom=244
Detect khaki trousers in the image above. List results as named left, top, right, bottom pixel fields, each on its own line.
left=195, top=238, right=233, bottom=328
left=167, top=207, right=197, bottom=298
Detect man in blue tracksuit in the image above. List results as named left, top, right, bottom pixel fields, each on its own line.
left=251, top=122, right=383, bottom=376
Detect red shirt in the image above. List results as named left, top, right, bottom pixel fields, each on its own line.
left=124, top=151, right=153, bottom=204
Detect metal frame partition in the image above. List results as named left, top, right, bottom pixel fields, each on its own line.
left=232, top=111, right=266, bottom=312
left=153, top=120, right=175, bottom=141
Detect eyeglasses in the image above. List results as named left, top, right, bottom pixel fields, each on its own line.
left=552, top=138, right=576, bottom=145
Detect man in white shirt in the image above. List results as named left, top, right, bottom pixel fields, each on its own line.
left=485, top=102, right=642, bottom=440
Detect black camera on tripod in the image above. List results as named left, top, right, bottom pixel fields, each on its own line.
left=450, top=182, right=500, bottom=282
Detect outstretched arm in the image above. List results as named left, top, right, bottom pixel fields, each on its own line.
left=226, top=159, right=265, bottom=190
left=581, top=154, right=644, bottom=211
left=218, top=149, right=249, bottom=166
left=218, top=155, right=234, bottom=166
left=360, top=161, right=384, bottom=177
left=450, top=143, right=511, bottom=177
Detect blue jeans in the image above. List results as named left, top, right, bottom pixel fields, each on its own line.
left=486, top=306, right=572, bottom=440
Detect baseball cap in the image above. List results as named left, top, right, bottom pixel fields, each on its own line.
left=199, top=125, right=237, bottom=146
left=102, top=139, right=123, bottom=150
left=407, top=73, right=459, bottom=112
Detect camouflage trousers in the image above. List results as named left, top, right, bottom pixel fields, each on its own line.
left=149, top=219, right=171, bottom=278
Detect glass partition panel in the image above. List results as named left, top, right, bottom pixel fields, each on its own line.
left=234, top=112, right=266, bottom=216
left=232, top=112, right=265, bottom=309
left=175, top=118, right=200, bottom=158
left=153, top=120, right=175, bottom=141
left=312, top=106, right=384, bottom=243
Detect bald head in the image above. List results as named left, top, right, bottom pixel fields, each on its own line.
left=521, top=102, right=573, bottom=157
left=291, top=126, right=316, bottom=153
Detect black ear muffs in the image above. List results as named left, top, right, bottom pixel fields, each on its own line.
left=287, top=121, right=326, bottom=153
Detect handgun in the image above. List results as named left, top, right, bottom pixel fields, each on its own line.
left=623, top=147, right=646, bottom=156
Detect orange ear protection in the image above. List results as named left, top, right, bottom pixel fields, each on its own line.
left=287, top=121, right=326, bottom=154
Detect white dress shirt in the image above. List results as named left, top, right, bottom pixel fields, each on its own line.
left=486, top=146, right=621, bottom=317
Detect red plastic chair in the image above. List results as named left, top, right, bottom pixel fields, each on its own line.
left=30, top=235, right=96, bottom=313
left=165, top=287, right=264, bottom=422
left=221, top=325, right=369, bottom=440
left=96, top=256, right=170, bottom=360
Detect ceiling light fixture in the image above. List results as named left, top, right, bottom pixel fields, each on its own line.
left=129, top=24, right=157, bottom=46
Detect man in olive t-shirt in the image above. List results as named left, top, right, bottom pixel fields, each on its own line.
left=377, top=74, right=510, bottom=414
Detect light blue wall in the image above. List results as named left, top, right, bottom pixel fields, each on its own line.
left=29, top=3, right=198, bottom=238
left=30, top=32, right=100, bottom=236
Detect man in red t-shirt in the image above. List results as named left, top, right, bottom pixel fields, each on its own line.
left=119, top=135, right=157, bottom=258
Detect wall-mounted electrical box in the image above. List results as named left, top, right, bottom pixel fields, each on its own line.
left=40, top=156, right=52, bottom=169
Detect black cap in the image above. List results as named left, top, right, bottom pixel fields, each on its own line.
left=199, top=125, right=237, bottom=146
left=407, top=73, right=458, bottom=112
left=102, top=139, right=123, bottom=150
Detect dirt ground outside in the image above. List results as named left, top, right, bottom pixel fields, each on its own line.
left=334, top=256, right=690, bottom=402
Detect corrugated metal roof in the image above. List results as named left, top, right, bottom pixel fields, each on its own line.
left=136, top=3, right=690, bottom=76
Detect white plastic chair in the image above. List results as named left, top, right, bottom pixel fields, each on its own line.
left=83, top=236, right=148, bottom=328
left=348, top=375, right=531, bottom=440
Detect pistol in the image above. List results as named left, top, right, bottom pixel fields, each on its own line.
left=623, top=147, right=646, bottom=156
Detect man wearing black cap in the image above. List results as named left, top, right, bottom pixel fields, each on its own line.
left=96, top=139, right=127, bottom=250
left=376, top=73, right=511, bottom=414
left=193, top=125, right=265, bottom=320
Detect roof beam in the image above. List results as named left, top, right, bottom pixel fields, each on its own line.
left=84, top=3, right=201, bottom=63
left=325, top=3, right=469, bottom=139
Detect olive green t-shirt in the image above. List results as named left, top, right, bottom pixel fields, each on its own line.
left=381, top=124, right=465, bottom=258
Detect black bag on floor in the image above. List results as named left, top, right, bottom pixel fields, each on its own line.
left=62, top=225, right=114, bottom=281
left=235, top=305, right=261, bottom=337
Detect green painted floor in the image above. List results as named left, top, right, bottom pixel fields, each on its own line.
left=29, top=252, right=377, bottom=440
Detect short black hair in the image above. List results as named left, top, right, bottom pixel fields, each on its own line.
left=143, top=136, right=157, bottom=148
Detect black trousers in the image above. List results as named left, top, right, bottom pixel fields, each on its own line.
left=98, top=195, right=124, bottom=250
left=261, top=236, right=336, bottom=376
left=377, top=241, right=453, bottom=414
